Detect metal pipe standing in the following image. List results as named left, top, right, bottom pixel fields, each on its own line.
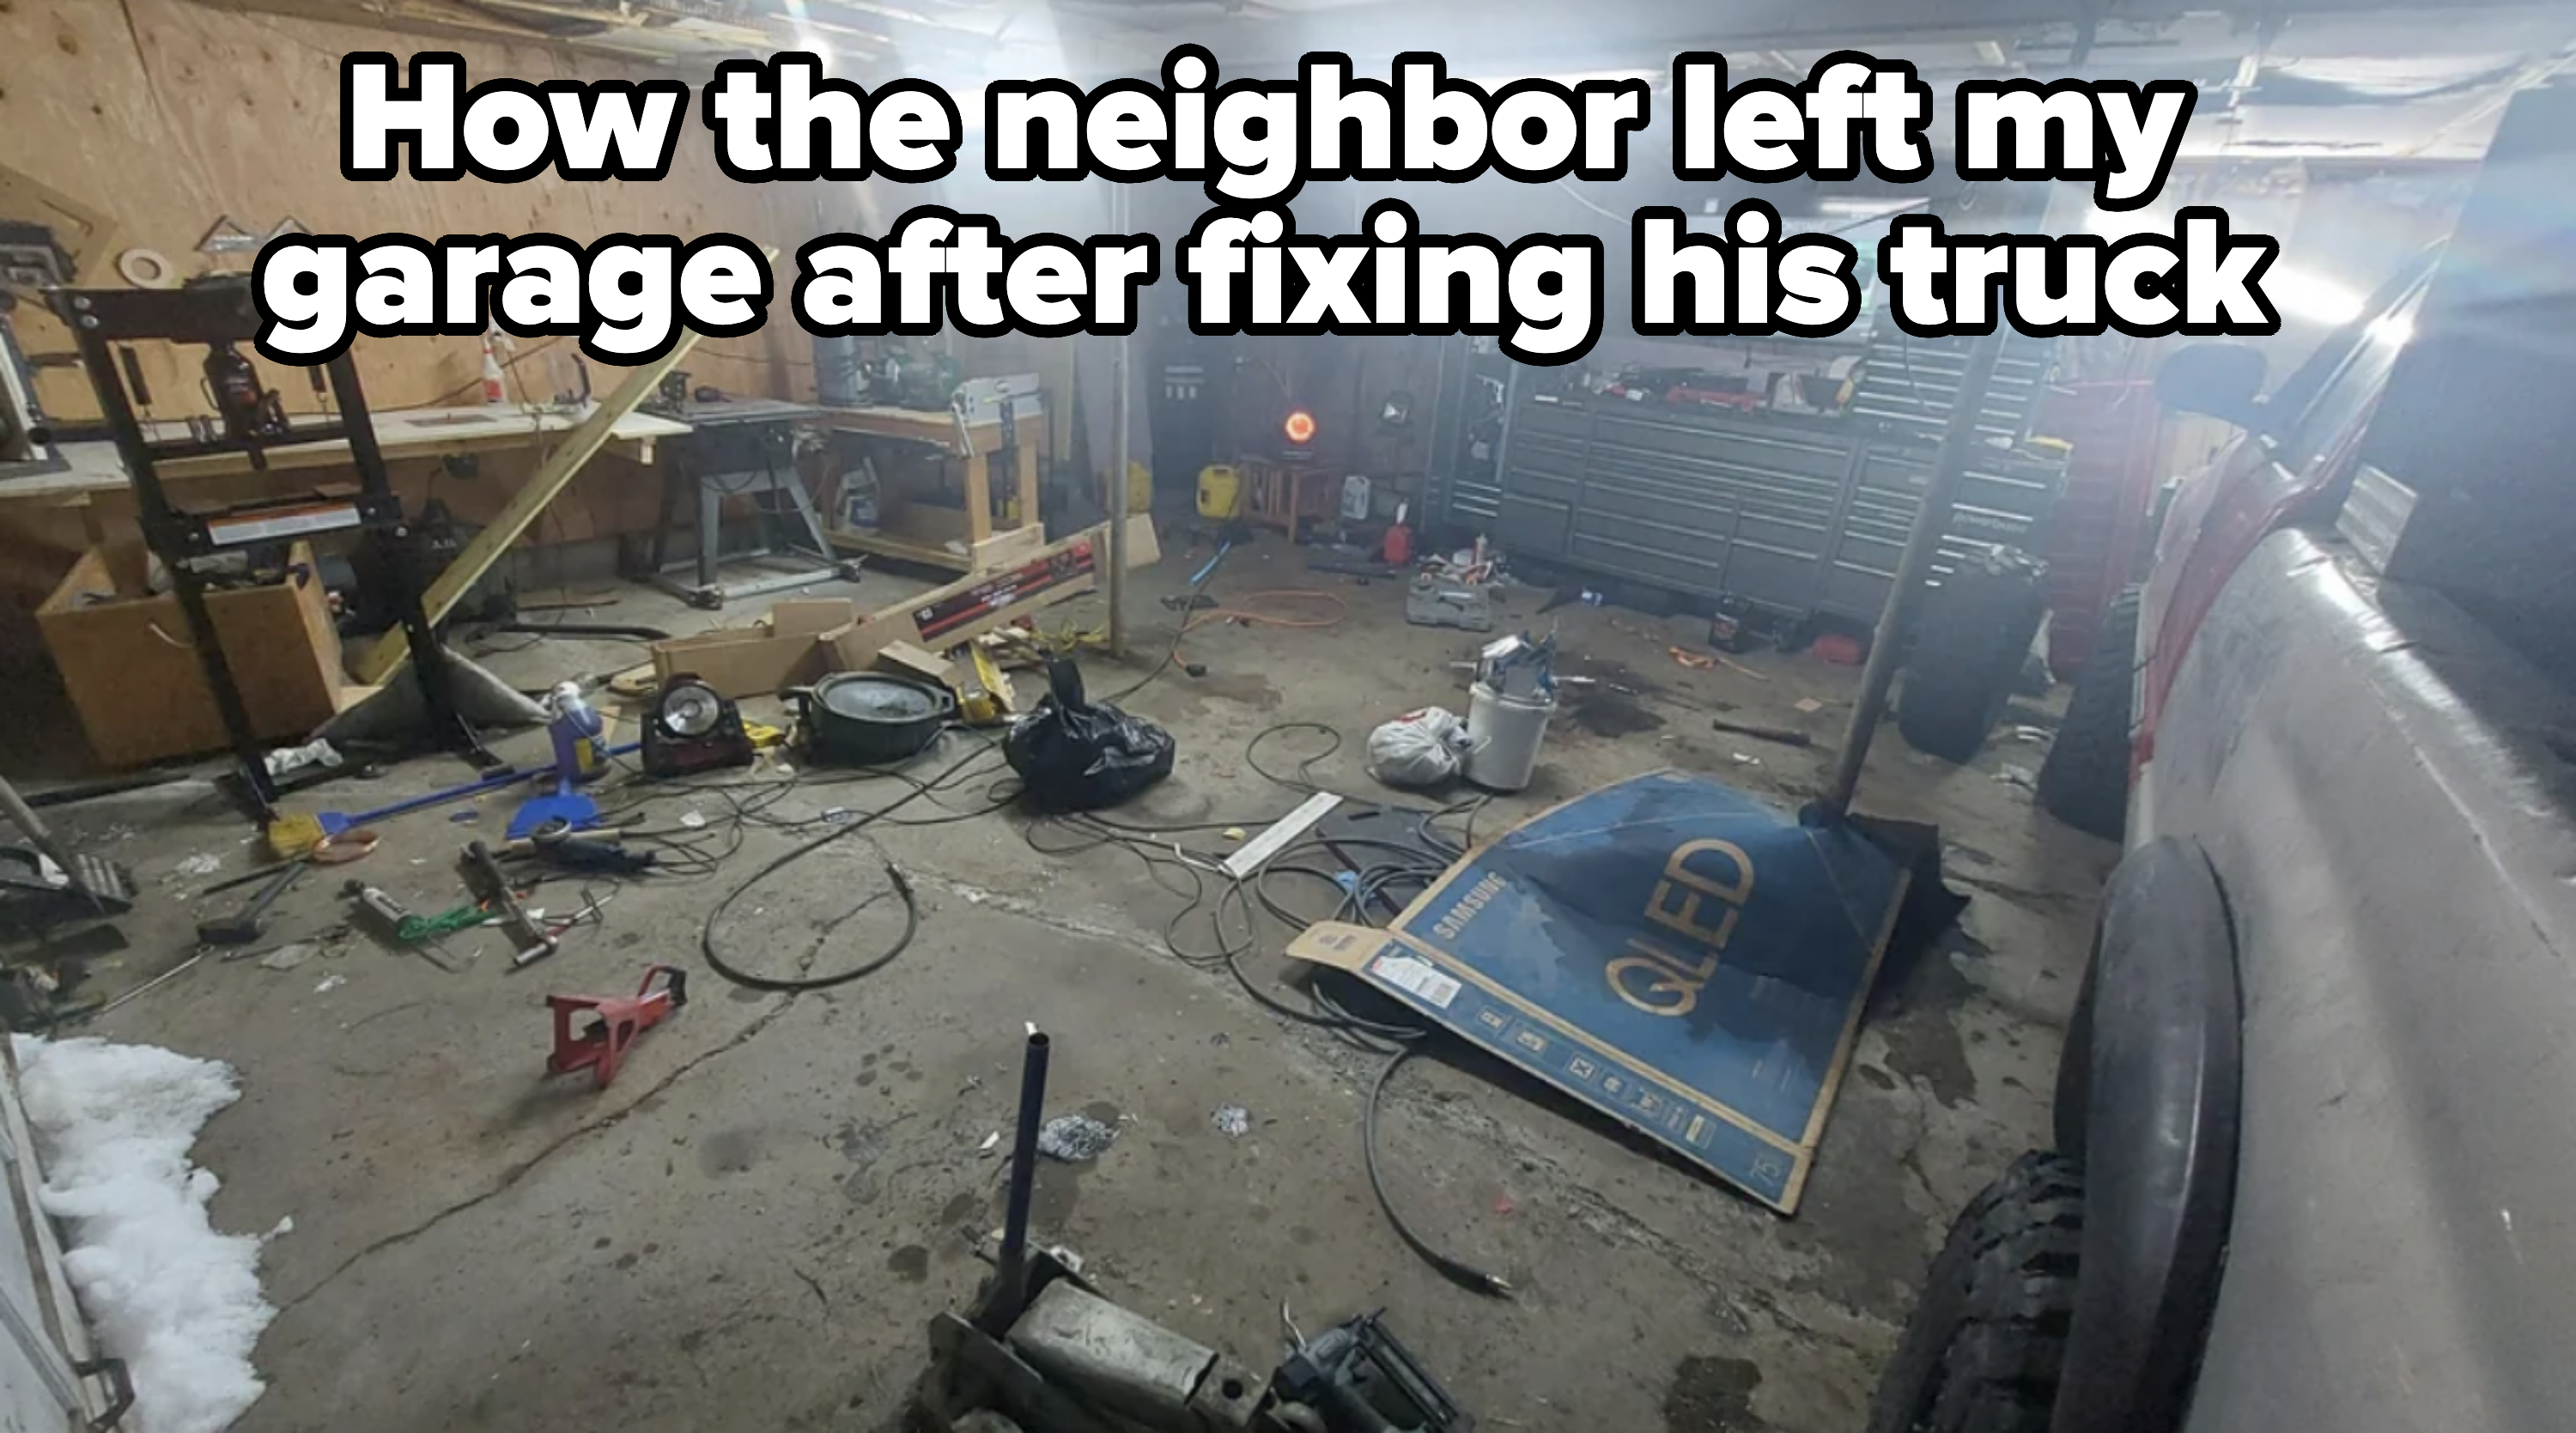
left=1107, top=183, right=1133, bottom=658
left=992, top=1026, right=1053, bottom=1324
left=1819, top=326, right=2014, bottom=821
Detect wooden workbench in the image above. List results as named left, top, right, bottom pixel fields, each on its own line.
left=8, top=404, right=688, bottom=501
left=0, top=404, right=691, bottom=562
left=817, top=403, right=1044, bottom=574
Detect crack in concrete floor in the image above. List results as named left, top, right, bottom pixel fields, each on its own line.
left=276, top=993, right=800, bottom=1312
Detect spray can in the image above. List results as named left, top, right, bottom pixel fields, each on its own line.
left=479, top=331, right=508, bottom=405
left=547, top=682, right=605, bottom=783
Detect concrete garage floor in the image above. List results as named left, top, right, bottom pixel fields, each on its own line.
left=38, top=529, right=2114, bottom=1433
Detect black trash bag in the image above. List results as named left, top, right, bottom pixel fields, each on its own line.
left=1005, top=659, right=1177, bottom=811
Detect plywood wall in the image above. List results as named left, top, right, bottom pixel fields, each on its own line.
left=3, top=0, right=840, bottom=419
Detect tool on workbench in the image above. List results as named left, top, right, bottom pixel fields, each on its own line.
left=639, top=398, right=855, bottom=608
left=1273, top=1309, right=1473, bottom=1433
left=544, top=964, right=686, bottom=1089
left=194, top=860, right=307, bottom=946
left=459, top=839, right=559, bottom=968
left=1709, top=716, right=1814, bottom=748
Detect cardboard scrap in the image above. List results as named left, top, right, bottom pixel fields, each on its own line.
left=629, top=517, right=1159, bottom=701
left=874, top=641, right=960, bottom=689
left=647, top=598, right=851, bottom=699
left=826, top=515, right=1159, bottom=673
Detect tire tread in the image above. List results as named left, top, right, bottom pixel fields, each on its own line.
left=1863, top=1151, right=2084, bottom=1433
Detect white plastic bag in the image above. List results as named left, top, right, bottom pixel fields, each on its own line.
left=1368, top=707, right=1470, bottom=787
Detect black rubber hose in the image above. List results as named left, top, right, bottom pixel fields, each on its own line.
left=696, top=740, right=999, bottom=991
left=1365, top=1047, right=1514, bottom=1299
left=700, top=847, right=916, bottom=993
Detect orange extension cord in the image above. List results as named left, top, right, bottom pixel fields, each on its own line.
left=1176, top=589, right=1348, bottom=655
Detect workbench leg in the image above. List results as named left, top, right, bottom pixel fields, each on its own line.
left=784, top=474, right=839, bottom=568
left=966, top=448, right=995, bottom=545
left=696, top=474, right=722, bottom=591
left=1014, top=425, right=1041, bottom=531
left=647, top=463, right=681, bottom=574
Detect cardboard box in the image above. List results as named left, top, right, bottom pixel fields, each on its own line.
left=38, top=542, right=343, bottom=768
left=647, top=597, right=852, bottom=698
left=872, top=641, right=959, bottom=689
left=827, top=516, right=1159, bottom=672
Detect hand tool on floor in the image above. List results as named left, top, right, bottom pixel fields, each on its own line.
left=544, top=964, right=687, bottom=1089
left=266, top=765, right=535, bottom=858
left=1273, top=1307, right=1473, bottom=1433
left=265, top=741, right=646, bottom=857
left=460, top=839, right=558, bottom=968
left=1709, top=716, right=1814, bottom=748
left=343, top=880, right=469, bottom=972
left=501, top=823, right=656, bottom=875
left=100, top=952, right=205, bottom=1016
left=194, top=860, right=307, bottom=945
left=204, top=859, right=302, bottom=896
left=1404, top=581, right=1494, bottom=633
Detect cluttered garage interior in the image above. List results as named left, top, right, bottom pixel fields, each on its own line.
left=3, top=0, right=2575, bottom=1430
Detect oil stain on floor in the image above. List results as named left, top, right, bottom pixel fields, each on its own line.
left=1663, top=1355, right=1771, bottom=1432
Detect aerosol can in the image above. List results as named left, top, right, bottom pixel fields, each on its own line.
left=547, top=682, right=605, bottom=783
left=479, top=329, right=510, bottom=405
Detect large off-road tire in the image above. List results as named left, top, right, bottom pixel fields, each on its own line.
left=1862, top=1151, right=2084, bottom=1433
left=2037, top=589, right=2141, bottom=840
left=1899, top=550, right=2050, bottom=763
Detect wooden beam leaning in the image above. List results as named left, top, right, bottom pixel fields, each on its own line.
left=351, top=331, right=706, bottom=685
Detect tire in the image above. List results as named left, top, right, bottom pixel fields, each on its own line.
left=1899, top=550, right=2051, bottom=763
left=1863, top=1152, right=2084, bottom=1433
left=2038, top=589, right=2141, bottom=840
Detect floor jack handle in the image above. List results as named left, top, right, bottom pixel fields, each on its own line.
left=991, top=1027, right=1051, bottom=1328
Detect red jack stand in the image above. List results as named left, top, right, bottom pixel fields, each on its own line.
left=546, top=965, right=687, bottom=1089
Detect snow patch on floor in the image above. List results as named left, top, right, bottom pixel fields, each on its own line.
left=12, top=1035, right=274, bottom=1433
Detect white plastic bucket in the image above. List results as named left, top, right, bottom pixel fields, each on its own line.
left=1464, top=681, right=1556, bottom=792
